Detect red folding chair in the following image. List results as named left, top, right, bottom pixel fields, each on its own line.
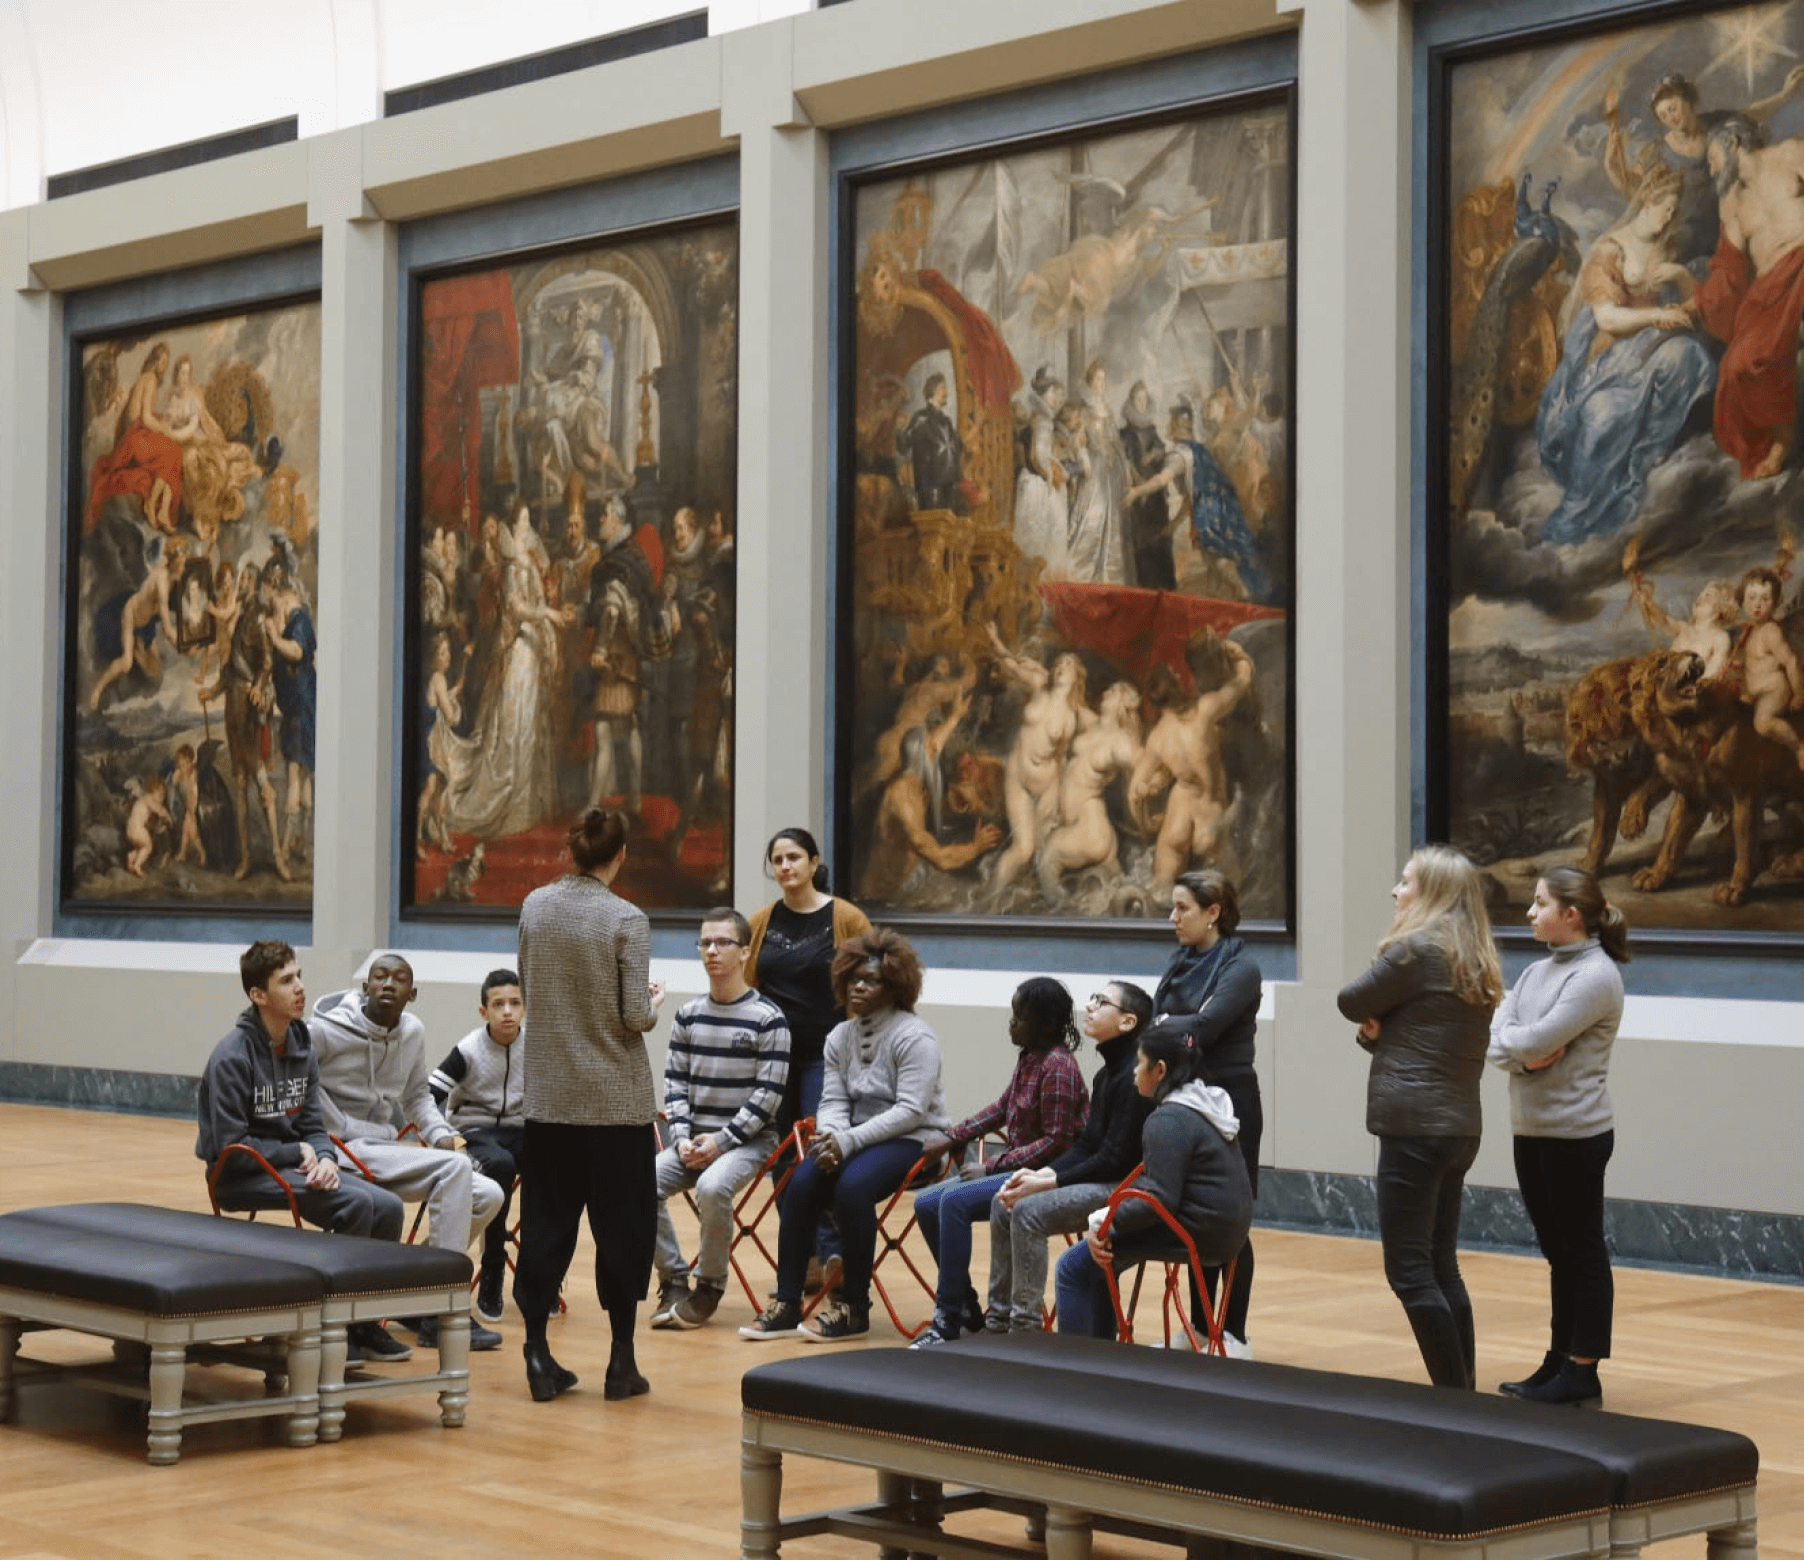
left=206, top=1143, right=303, bottom=1225
left=1096, top=1164, right=1236, bottom=1355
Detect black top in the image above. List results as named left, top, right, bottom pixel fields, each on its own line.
left=753, top=901, right=840, bottom=1065
left=1049, top=1032, right=1151, bottom=1188
left=1148, top=936, right=1262, bottom=1086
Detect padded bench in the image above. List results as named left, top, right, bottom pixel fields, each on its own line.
left=958, top=1332, right=1759, bottom=1558
left=12, top=1203, right=474, bottom=1443
left=0, top=1215, right=325, bottom=1465
left=741, top=1340, right=1758, bottom=1559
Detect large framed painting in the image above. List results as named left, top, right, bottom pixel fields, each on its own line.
left=402, top=217, right=739, bottom=918
left=836, top=96, right=1296, bottom=930
left=63, top=297, right=322, bottom=913
left=1429, top=3, right=1804, bottom=936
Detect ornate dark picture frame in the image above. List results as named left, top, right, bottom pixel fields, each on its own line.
left=62, top=293, right=323, bottom=915
left=400, top=214, right=740, bottom=921
left=1425, top=0, right=1804, bottom=939
left=834, top=90, right=1298, bottom=934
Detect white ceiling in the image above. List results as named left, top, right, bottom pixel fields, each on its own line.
left=0, top=0, right=813, bottom=210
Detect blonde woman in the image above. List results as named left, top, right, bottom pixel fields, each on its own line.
left=1337, top=846, right=1502, bottom=1390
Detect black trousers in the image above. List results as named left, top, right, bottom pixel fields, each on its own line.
left=463, top=1126, right=525, bottom=1271
left=513, top=1120, right=657, bottom=1329
left=1513, top=1130, right=1615, bottom=1360
left=1376, top=1133, right=1480, bottom=1388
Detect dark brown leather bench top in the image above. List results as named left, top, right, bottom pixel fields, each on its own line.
left=22, top=1202, right=471, bottom=1293
left=952, top=1331, right=1759, bottom=1510
left=0, top=1214, right=322, bottom=1318
left=743, top=1348, right=1612, bottom=1539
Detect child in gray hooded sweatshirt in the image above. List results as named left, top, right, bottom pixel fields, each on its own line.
left=1053, top=1025, right=1252, bottom=1340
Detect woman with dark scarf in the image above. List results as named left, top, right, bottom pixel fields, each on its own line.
left=1142, top=870, right=1262, bottom=1355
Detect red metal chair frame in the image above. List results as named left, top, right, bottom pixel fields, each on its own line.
left=1096, top=1165, right=1236, bottom=1355
left=205, top=1143, right=303, bottom=1225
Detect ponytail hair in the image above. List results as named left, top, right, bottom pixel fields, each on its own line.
left=765, top=826, right=830, bottom=893
left=1137, top=1025, right=1201, bottom=1101
left=1539, top=864, right=1632, bottom=964
left=568, top=806, right=628, bottom=872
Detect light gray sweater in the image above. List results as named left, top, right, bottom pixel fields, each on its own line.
left=1487, top=939, right=1621, bottom=1138
left=815, top=1007, right=950, bottom=1159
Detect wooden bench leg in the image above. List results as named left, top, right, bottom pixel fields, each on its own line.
left=145, top=1343, right=186, bottom=1465
left=0, top=1316, right=17, bottom=1421
left=285, top=1323, right=321, bottom=1448
left=318, top=1320, right=348, bottom=1442
left=1044, top=1504, right=1094, bottom=1559
left=741, top=1441, right=783, bottom=1558
left=1706, top=1519, right=1758, bottom=1560
left=436, top=1307, right=469, bottom=1428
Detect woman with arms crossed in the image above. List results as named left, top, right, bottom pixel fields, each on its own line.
left=1142, top=870, right=1263, bottom=1356
left=514, top=807, right=665, bottom=1403
left=1338, top=845, right=1501, bottom=1389
left=1488, top=865, right=1628, bottom=1408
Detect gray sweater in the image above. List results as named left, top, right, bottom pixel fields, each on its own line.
left=816, top=1007, right=950, bottom=1159
left=1487, top=939, right=1621, bottom=1138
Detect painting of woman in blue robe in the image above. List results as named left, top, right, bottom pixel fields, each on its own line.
left=1535, top=163, right=1717, bottom=545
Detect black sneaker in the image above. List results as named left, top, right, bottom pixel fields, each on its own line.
left=800, top=1297, right=870, bottom=1344
left=475, top=1266, right=506, bottom=1326
left=908, top=1314, right=957, bottom=1351
left=671, top=1283, right=725, bottom=1329
left=739, top=1299, right=803, bottom=1340
left=650, top=1277, right=693, bottom=1329
left=417, top=1315, right=501, bottom=1352
left=350, top=1322, right=412, bottom=1363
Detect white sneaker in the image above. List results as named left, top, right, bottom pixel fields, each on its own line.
left=1222, top=1332, right=1254, bottom=1360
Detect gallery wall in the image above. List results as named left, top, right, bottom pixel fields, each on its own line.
left=2, top=0, right=1800, bottom=1274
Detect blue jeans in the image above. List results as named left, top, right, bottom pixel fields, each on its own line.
left=775, top=1137, right=922, bottom=1311
left=914, top=1173, right=1008, bottom=1318
left=1053, top=1232, right=1181, bottom=1339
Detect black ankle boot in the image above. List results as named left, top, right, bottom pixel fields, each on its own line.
left=1499, top=1350, right=1563, bottom=1397
left=1511, top=1357, right=1601, bottom=1409
left=604, top=1340, right=649, bottom=1400
left=524, top=1339, right=577, bottom=1402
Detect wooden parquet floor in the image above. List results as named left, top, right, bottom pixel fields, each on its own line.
left=0, top=1102, right=1798, bottom=1559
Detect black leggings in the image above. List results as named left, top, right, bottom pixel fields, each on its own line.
left=1514, top=1131, right=1614, bottom=1360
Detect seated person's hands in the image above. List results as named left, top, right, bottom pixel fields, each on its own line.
left=809, top=1133, right=845, bottom=1171
left=915, top=1130, right=954, bottom=1165
left=298, top=1141, right=340, bottom=1190
left=1085, top=1229, right=1113, bottom=1268
left=997, top=1167, right=1055, bottom=1208
left=958, top=1157, right=993, bottom=1182
left=679, top=1133, right=720, bottom=1169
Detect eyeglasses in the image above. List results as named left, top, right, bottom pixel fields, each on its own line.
left=696, top=938, right=746, bottom=952
left=1088, top=993, right=1119, bottom=1009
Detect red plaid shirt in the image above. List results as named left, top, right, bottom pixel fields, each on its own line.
left=948, top=1046, right=1088, bottom=1173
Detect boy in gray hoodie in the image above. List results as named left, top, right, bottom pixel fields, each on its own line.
left=310, top=952, right=504, bottom=1350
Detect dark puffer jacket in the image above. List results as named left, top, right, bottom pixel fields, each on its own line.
left=1336, top=933, right=1493, bottom=1138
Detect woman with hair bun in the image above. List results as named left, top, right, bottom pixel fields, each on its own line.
left=740, top=927, right=948, bottom=1345
left=743, top=827, right=871, bottom=1148
left=1052, top=1022, right=1252, bottom=1339
left=1338, top=845, right=1501, bottom=1390
left=1143, top=869, right=1263, bottom=1355
left=1488, top=864, right=1629, bottom=1408
left=514, top=806, right=665, bottom=1404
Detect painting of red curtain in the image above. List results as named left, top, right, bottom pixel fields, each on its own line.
left=838, top=102, right=1296, bottom=929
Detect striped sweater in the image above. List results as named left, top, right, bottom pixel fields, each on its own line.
left=662, top=989, right=791, bottom=1150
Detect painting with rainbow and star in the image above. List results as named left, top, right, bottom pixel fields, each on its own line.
left=1435, top=1, right=1804, bottom=934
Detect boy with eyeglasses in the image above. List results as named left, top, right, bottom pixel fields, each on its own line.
left=650, top=908, right=791, bottom=1329
left=983, top=979, right=1155, bottom=1333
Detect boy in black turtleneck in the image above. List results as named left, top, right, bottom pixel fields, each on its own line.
left=981, top=980, right=1154, bottom=1333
